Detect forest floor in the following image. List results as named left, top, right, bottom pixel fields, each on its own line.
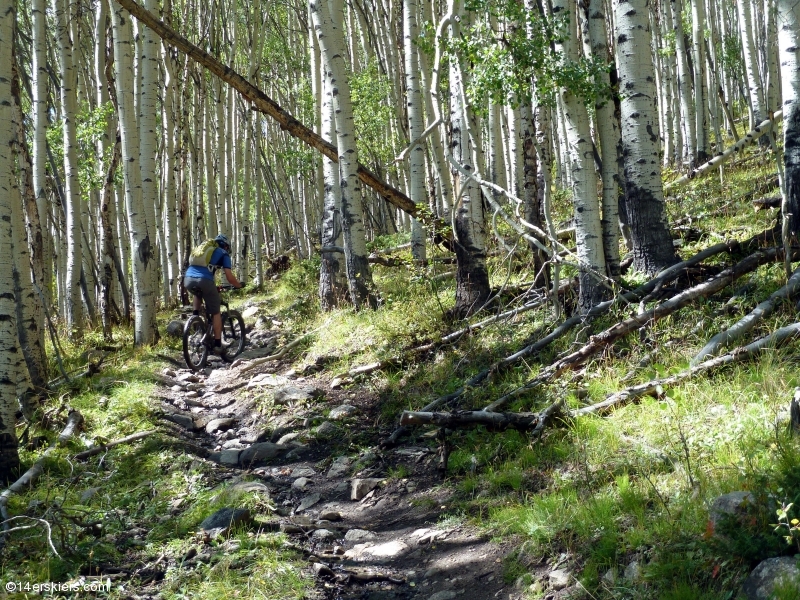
left=7, top=149, right=800, bottom=600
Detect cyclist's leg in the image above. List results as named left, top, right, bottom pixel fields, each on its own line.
left=193, top=279, right=222, bottom=343
left=184, top=276, right=205, bottom=312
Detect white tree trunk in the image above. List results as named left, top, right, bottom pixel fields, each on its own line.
left=404, top=0, right=426, bottom=263
left=672, top=0, right=696, bottom=168
left=0, top=0, right=20, bottom=479
left=32, top=0, right=51, bottom=309
left=55, top=0, right=84, bottom=337
left=779, top=0, right=800, bottom=239
left=112, top=0, right=158, bottom=345
left=311, top=0, right=377, bottom=309
left=613, top=0, right=678, bottom=274
left=738, top=0, right=767, bottom=128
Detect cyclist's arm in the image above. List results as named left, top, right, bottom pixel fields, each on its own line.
left=223, top=268, right=242, bottom=289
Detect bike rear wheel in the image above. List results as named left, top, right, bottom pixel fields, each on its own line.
left=220, top=310, right=246, bottom=362
left=183, top=315, right=209, bottom=371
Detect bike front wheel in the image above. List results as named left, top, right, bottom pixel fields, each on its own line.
left=183, top=315, right=209, bottom=371
left=220, top=310, right=246, bottom=362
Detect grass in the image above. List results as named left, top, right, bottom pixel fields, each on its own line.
left=5, top=142, right=800, bottom=598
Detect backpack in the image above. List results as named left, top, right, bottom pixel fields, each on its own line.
left=189, top=240, right=220, bottom=269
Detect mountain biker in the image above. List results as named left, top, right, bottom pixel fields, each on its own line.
left=184, top=234, right=242, bottom=355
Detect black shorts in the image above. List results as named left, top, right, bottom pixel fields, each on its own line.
left=184, top=276, right=221, bottom=315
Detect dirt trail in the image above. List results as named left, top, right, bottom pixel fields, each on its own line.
left=153, top=325, right=519, bottom=600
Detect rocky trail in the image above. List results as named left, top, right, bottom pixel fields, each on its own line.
left=148, top=312, right=542, bottom=600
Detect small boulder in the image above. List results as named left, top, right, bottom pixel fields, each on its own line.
left=166, top=320, right=184, bottom=338
left=327, top=456, right=352, bottom=479
left=247, top=374, right=290, bottom=389
left=351, top=478, right=382, bottom=501
left=311, top=528, right=338, bottom=542
left=274, top=386, right=323, bottom=404
left=345, top=529, right=377, bottom=542
left=740, top=557, right=800, bottom=599
left=624, top=560, right=642, bottom=582
left=428, top=592, right=458, bottom=600
left=549, top=569, right=571, bottom=590
left=199, top=507, right=251, bottom=537
left=710, top=491, right=756, bottom=532
left=206, top=418, right=236, bottom=434
left=319, top=510, right=342, bottom=521
left=315, top=421, right=338, bottom=437
left=79, top=488, right=100, bottom=504
left=329, top=405, right=357, bottom=420
left=292, top=477, right=311, bottom=491
left=291, top=467, right=316, bottom=478
left=242, top=306, right=260, bottom=319
left=239, top=442, right=290, bottom=467
left=296, top=493, right=322, bottom=513
left=219, top=449, right=241, bottom=466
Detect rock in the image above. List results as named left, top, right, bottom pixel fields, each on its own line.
left=710, top=491, right=756, bottom=531
left=319, top=510, right=342, bottom=521
left=296, top=493, right=322, bottom=513
left=185, top=391, right=199, bottom=399
left=285, top=447, right=308, bottom=461
left=247, top=373, right=290, bottom=389
left=242, top=306, right=260, bottom=319
left=277, top=432, right=303, bottom=445
left=315, top=421, right=337, bottom=437
left=291, top=467, right=316, bottom=478
left=163, top=369, right=177, bottom=378
left=334, top=481, right=350, bottom=494
left=229, top=481, right=270, bottom=495
left=345, top=540, right=410, bottom=563
left=329, top=405, right=357, bottom=420
left=602, top=568, right=617, bottom=585
left=740, top=557, right=800, bottom=599
left=79, top=488, right=100, bottom=504
left=177, top=373, right=200, bottom=383
left=313, top=562, right=335, bottom=578
left=624, top=560, right=641, bottom=582
left=166, top=320, right=184, bottom=338
left=171, top=385, right=183, bottom=392
left=274, top=386, right=322, bottom=404
left=351, top=478, right=382, bottom=501
left=239, top=442, right=290, bottom=467
left=199, top=507, right=251, bottom=537
left=292, top=477, right=311, bottom=491
left=428, top=592, right=457, bottom=600
left=530, top=580, right=544, bottom=594
left=549, top=569, right=571, bottom=590
left=330, top=377, right=349, bottom=390
left=424, top=566, right=443, bottom=579
left=311, top=528, right=338, bottom=542
left=206, top=418, right=236, bottom=434
left=345, top=529, right=377, bottom=542
left=327, top=456, right=352, bottom=479
left=219, top=449, right=241, bottom=466
left=163, top=413, right=196, bottom=430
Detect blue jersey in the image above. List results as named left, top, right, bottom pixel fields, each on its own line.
left=185, top=247, right=232, bottom=280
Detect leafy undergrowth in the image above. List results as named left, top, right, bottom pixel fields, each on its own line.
left=5, top=146, right=800, bottom=599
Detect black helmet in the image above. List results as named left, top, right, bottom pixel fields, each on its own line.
left=214, top=234, right=230, bottom=250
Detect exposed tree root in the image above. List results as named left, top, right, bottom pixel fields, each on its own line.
left=74, top=430, right=155, bottom=461
left=482, top=247, right=780, bottom=413
left=0, top=410, right=84, bottom=551
left=692, top=266, right=800, bottom=365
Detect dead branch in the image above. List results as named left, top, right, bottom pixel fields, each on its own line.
left=0, top=410, right=83, bottom=550
left=692, top=266, right=800, bottom=364
left=482, top=247, right=780, bottom=412
left=383, top=241, right=741, bottom=446
left=572, top=321, right=800, bottom=417
left=753, top=195, right=782, bottom=210
left=73, top=430, right=155, bottom=460
left=400, top=410, right=541, bottom=430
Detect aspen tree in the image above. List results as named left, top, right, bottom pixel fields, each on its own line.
left=613, top=0, right=678, bottom=274
left=404, top=0, right=426, bottom=263
left=55, top=0, right=84, bottom=337
left=112, top=0, right=159, bottom=345
left=311, top=0, right=378, bottom=309
left=738, top=0, right=767, bottom=130
left=672, top=0, right=696, bottom=167
left=0, top=0, right=20, bottom=480
left=449, top=0, right=490, bottom=318
left=778, top=0, right=800, bottom=240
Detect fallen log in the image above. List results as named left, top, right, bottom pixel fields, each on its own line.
left=114, top=0, right=451, bottom=245
left=74, top=430, right=155, bottom=460
left=665, top=111, right=783, bottom=190
left=0, top=410, right=84, bottom=550
left=383, top=241, right=740, bottom=446
left=691, top=266, right=800, bottom=365
left=400, top=410, right=541, bottom=430
left=482, top=246, right=780, bottom=412
left=753, top=195, right=782, bottom=210
left=573, top=321, right=800, bottom=416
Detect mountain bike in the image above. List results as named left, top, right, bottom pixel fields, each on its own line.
left=182, top=285, right=246, bottom=371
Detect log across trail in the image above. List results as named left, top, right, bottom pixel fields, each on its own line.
left=114, top=0, right=449, bottom=238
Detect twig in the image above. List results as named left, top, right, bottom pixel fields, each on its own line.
left=73, top=430, right=155, bottom=460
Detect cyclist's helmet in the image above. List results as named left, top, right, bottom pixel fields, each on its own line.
left=214, top=234, right=230, bottom=251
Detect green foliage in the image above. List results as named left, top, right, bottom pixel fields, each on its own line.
left=450, top=0, right=609, bottom=111
left=350, top=61, right=400, bottom=171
